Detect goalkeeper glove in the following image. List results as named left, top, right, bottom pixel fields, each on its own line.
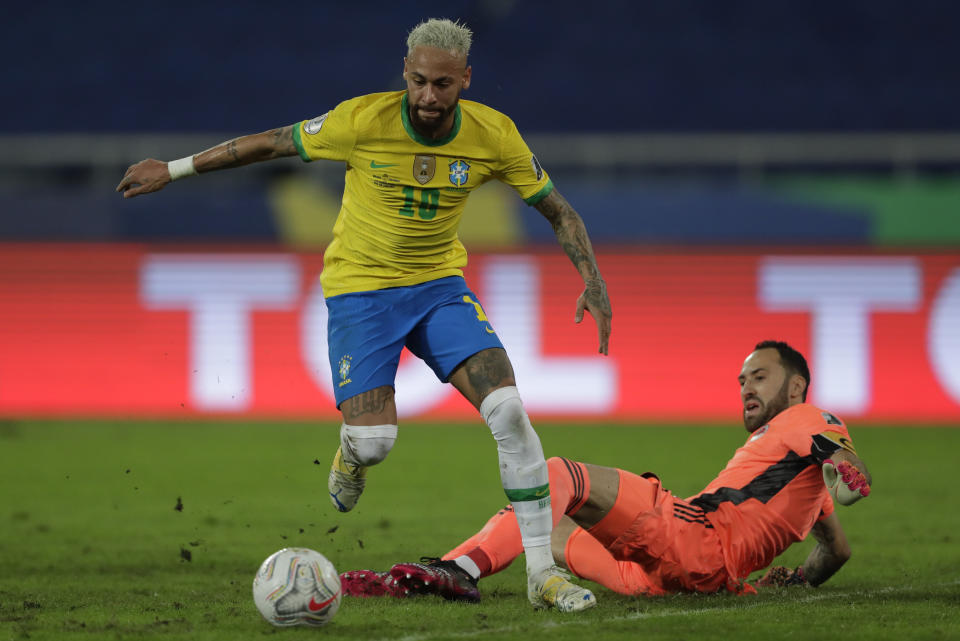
left=823, top=459, right=871, bottom=506
left=757, top=565, right=808, bottom=587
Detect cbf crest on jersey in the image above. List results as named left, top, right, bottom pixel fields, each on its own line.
left=449, top=159, right=470, bottom=187
left=414, top=155, right=436, bottom=184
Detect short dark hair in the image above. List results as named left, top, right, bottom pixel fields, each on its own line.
left=754, top=340, right=810, bottom=401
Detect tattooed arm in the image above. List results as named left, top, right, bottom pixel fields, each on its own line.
left=534, top=189, right=612, bottom=355
left=116, top=126, right=299, bottom=198
left=802, top=512, right=852, bottom=586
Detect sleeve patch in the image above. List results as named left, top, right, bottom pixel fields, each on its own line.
left=531, top=155, right=544, bottom=181
left=821, top=411, right=843, bottom=426
left=810, top=431, right=857, bottom=463
left=304, top=112, right=329, bottom=135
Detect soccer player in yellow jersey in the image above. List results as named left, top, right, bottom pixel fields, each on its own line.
left=117, top=18, right=610, bottom=612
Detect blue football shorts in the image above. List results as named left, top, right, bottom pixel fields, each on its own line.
left=325, top=276, right=505, bottom=407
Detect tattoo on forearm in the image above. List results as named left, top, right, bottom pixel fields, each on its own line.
left=343, top=388, right=394, bottom=421
left=464, top=349, right=513, bottom=400
left=803, top=527, right=847, bottom=587
left=538, top=192, right=600, bottom=278
left=269, top=126, right=296, bottom=156
left=803, top=546, right=832, bottom=586
left=560, top=239, right=591, bottom=273
left=203, top=138, right=246, bottom=170
left=202, top=127, right=295, bottom=171
left=584, top=278, right=608, bottom=305
left=535, top=191, right=612, bottom=334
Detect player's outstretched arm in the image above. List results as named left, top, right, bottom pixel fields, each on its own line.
left=534, top=189, right=612, bottom=355
left=757, top=513, right=851, bottom=588
left=116, top=125, right=299, bottom=198
left=802, top=513, right=851, bottom=586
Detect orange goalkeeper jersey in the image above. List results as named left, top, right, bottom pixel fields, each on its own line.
left=687, top=403, right=857, bottom=580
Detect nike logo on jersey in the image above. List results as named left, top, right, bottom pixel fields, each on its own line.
left=370, top=160, right=398, bottom=169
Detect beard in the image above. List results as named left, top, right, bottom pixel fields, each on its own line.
left=408, top=97, right=459, bottom=136
left=744, top=378, right=791, bottom=432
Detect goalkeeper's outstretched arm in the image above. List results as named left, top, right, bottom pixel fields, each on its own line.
left=802, top=513, right=851, bottom=587
left=757, top=513, right=851, bottom=588
left=116, top=125, right=299, bottom=198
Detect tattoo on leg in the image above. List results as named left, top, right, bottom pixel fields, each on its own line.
left=343, top=388, right=393, bottom=422
left=465, top=350, right=513, bottom=400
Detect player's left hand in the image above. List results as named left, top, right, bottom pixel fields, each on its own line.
left=757, top=565, right=808, bottom=587
left=576, top=278, right=611, bottom=355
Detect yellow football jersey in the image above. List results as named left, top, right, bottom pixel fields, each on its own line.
left=292, top=90, right=553, bottom=297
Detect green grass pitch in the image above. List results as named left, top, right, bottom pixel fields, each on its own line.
left=1, top=419, right=958, bottom=640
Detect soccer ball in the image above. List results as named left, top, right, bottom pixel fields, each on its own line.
left=252, top=547, right=342, bottom=627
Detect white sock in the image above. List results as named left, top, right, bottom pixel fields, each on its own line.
left=340, top=423, right=397, bottom=466
left=453, top=555, right=481, bottom=580
left=522, top=544, right=554, bottom=576
left=480, top=386, right=554, bottom=575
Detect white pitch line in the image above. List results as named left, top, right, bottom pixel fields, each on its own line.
left=376, top=579, right=960, bottom=641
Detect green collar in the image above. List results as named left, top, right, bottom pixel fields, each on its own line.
left=401, top=92, right=461, bottom=147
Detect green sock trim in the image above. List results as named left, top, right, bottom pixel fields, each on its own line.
left=505, top=484, right=551, bottom=502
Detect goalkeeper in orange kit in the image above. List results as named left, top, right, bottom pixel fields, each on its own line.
left=340, top=341, right=872, bottom=602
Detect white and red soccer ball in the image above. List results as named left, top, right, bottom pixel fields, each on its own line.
left=253, top=547, right=342, bottom=627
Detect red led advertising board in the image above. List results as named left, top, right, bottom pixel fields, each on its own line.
left=1, top=245, right=958, bottom=423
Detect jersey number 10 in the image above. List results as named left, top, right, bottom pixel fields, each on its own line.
left=399, top=186, right=440, bottom=220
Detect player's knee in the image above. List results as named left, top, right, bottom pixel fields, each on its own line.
left=341, top=424, right=398, bottom=466
left=481, top=386, right=530, bottom=444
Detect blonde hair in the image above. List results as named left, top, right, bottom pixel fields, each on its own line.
left=406, top=18, right=473, bottom=58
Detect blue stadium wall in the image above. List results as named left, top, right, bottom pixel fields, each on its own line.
left=3, top=0, right=959, bottom=134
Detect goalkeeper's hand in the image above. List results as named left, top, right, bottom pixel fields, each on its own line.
left=823, top=459, right=871, bottom=506
left=757, top=565, right=808, bottom=587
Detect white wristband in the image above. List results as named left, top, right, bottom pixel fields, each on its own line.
left=167, top=156, right=197, bottom=181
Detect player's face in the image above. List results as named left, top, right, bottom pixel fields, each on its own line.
left=403, top=46, right=471, bottom=138
left=739, top=348, right=796, bottom=432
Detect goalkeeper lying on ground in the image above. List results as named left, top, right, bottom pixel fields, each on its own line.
left=340, top=341, right=872, bottom=603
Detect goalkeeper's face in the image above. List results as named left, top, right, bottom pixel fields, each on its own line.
left=739, top=348, right=799, bottom=432
left=403, top=46, right=472, bottom=139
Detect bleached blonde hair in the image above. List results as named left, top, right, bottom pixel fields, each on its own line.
left=406, top=18, right=473, bottom=58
